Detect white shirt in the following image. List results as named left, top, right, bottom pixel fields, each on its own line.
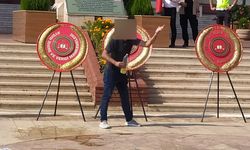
left=163, top=0, right=180, bottom=8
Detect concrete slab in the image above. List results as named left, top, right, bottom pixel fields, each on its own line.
left=0, top=111, right=249, bottom=150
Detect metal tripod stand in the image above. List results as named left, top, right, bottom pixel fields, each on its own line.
left=201, top=72, right=246, bottom=123
left=37, top=70, right=86, bottom=122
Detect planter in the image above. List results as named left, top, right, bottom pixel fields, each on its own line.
left=236, top=29, right=250, bottom=40
left=135, top=15, right=170, bottom=48
left=13, top=10, right=56, bottom=43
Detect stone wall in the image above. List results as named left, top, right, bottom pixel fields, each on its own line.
left=0, top=4, right=20, bottom=34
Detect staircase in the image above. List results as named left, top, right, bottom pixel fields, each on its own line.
left=0, top=43, right=94, bottom=111
left=0, top=4, right=19, bottom=34
left=2, top=42, right=250, bottom=114
left=139, top=46, right=250, bottom=113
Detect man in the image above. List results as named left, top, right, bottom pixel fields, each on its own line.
left=179, top=0, right=199, bottom=47
left=99, top=20, right=164, bottom=129
left=162, top=0, right=181, bottom=48
left=210, top=0, right=238, bottom=27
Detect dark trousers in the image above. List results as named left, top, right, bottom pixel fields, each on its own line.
left=100, top=66, right=132, bottom=122
left=164, top=7, right=177, bottom=45
left=216, top=10, right=231, bottom=27
left=180, top=14, right=198, bottom=44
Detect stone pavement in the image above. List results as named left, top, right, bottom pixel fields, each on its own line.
left=0, top=110, right=250, bottom=150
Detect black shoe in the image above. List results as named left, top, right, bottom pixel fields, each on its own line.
left=182, top=43, right=189, bottom=48
left=169, top=44, right=175, bottom=48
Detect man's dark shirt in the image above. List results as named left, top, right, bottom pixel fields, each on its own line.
left=105, top=38, right=141, bottom=81
left=106, top=38, right=141, bottom=68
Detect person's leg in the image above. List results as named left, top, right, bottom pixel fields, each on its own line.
left=100, top=68, right=115, bottom=122
left=116, top=80, right=132, bottom=122
left=116, top=79, right=140, bottom=127
left=189, top=15, right=199, bottom=42
left=216, top=11, right=224, bottom=25
left=171, top=8, right=177, bottom=47
left=180, top=14, right=189, bottom=47
left=224, top=10, right=231, bottom=27
left=165, top=7, right=177, bottom=47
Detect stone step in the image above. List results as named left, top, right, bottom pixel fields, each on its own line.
left=146, top=56, right=250, bottom=65
left=0, top=73, right=87, bottom=82
left=143, top=62, right=250, bottom=71
left=0, top=100, right=95, bottom=111
left=0, top=44, right=36, bottom=51
left=148, top=103, right=250, bottom=113
left=150, top=52, right=250, bottom=59
left=142, top=46, right=250, bottom=107
left=0, top=4, right=19, bottom=9
left=152, top=98, right=248, bottom=105
left=151, top=48, right=250, bottom=56
left=0, top=91, right=92, bottom=101
left=147, top=92, right=250, bottom=99
left=0, top=81, right=90, bottom=92
left=0, top=65, right=85, bottom=74
left=0, top=49, right=37, bottom=57
left=139, top=68, right=250, bottom=78
left=144, top=76, right=250, bottom=86
left=0, top=57, right=44, bottom=66
left=146, top=58, right=250, bottom=65
left=0, top=25, right=11, bottom=29
left=0, top=43, right=93, bottom=110
left=0, top=57, right=97, bottom=66
left=0, top=22, right=12, bottom=26
left=146, top=85, right=250, bottom=95
left=152, top=48, right=195, bottom=55
left=0, top=16, right=12, bottom=19
left=147, top=93, right=249, bottom=104
left=0, top=28, right=12, bottom=34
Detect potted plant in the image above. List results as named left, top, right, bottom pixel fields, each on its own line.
left=236, top=17, right=250, bottom=40
left=232, top=4, right=250, bottom=40
left=13, top=0, right=56, bottom=43
left=126, top=0, right=170, bottom=48
left=83, top=18, right=114, bottom=72
left=126, top=0, right=154, bottom=17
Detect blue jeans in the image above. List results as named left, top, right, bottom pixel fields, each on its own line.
left=100, top=65, right=132, bottom=122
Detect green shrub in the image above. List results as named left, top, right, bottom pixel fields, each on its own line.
left=126, top=0, right=154, bottom=18
left=231, top=4, right=250, bottom=29
left=231, top=5, right=249, bottom=22
left=20, top=0, right=53, bottom=11
left=238, top=17, right=250, bottom=29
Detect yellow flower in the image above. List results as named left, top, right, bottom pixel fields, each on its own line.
left=102, top=32, right=105, bottom=37
left=105, top=19, right=112, bottom=23
left=105, top=26, right=109, bottom=29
